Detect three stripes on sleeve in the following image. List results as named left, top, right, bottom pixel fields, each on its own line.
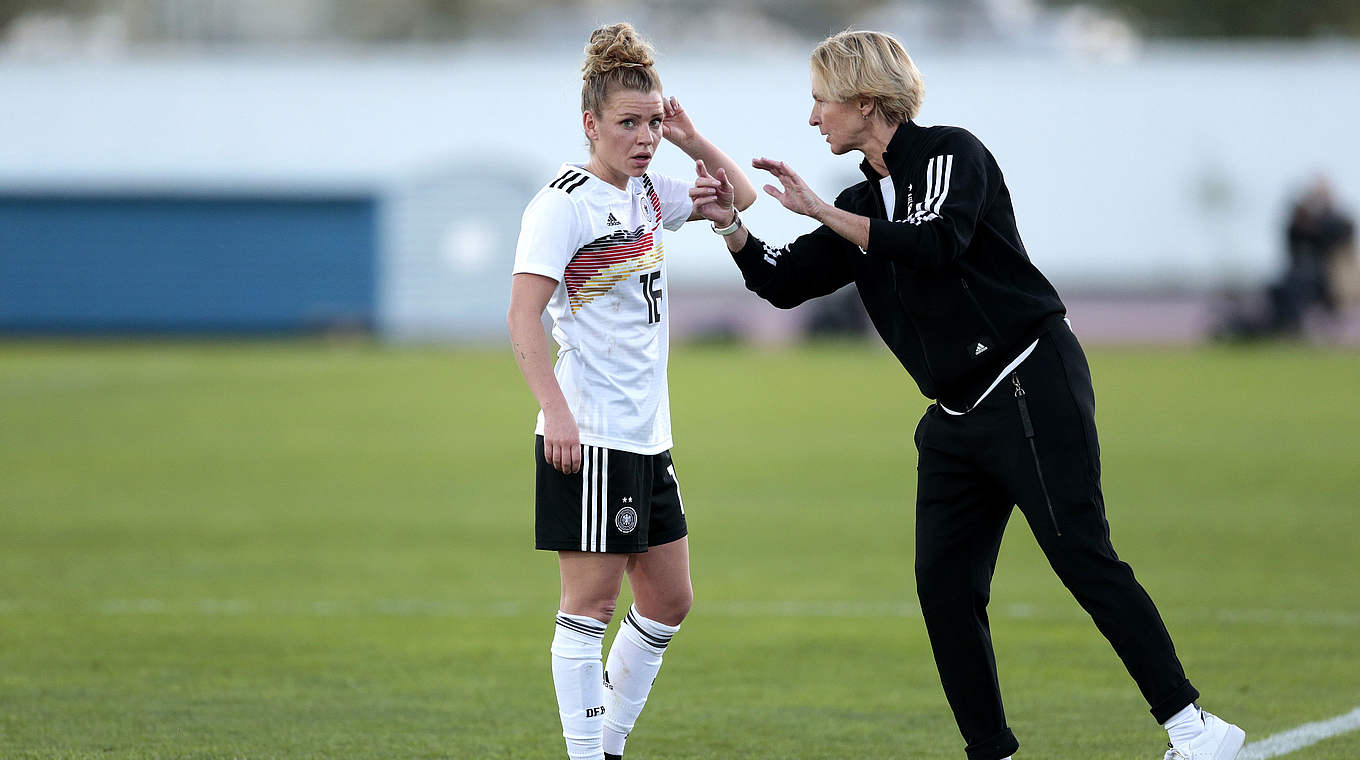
left=904, top=154, right=954, bottom=226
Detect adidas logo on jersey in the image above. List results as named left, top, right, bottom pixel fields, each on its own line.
left=606, top=213, right=621, bottom=226
left=975, top=342, right=988, bottom=356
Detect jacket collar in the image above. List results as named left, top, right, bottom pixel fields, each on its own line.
left=859, top=120, right=923, bottom=182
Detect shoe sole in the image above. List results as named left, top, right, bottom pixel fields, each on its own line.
left=1216, top=724, right=1246, bottom=760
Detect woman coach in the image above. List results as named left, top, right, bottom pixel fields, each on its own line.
left=688, top=29, right=1244, bottom=760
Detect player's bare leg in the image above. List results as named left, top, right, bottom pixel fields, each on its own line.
left=626, top=536, right=692, bottom=624
left=559, top=551, right=630, bottom=622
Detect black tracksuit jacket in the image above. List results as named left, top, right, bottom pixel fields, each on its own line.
left=731, top=120, right=1067, bottom=410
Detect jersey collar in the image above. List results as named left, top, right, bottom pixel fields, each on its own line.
left=568, top=162, right=639, bottom=198
left=858, top=120, right=924, bottom=182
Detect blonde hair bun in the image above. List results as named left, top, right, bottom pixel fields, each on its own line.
left=582, top=22, right=655, bottom=79
left=580, top=22, right=663, bottom=116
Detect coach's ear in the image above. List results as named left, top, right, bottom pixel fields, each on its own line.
left=583, top=110, right=599, bottom=143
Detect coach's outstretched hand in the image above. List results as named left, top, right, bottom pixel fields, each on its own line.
left=690, top=159, right=736, bottom=226
left=754, top=157, right=828, bottom=219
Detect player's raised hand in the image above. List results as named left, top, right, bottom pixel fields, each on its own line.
left=543, top=407, right=582, bottom=474
left=661, top=95, right=697, bottom=147
left=754, top=157, right=826, bottom=219
left=689, top=159, right=736, bottom=225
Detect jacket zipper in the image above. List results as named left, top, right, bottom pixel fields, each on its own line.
left=1011, top=372, right=1061, bottom=536
left=889, top=260, right=938, bottom=387
left=960, top=276, right=1001, bottom=339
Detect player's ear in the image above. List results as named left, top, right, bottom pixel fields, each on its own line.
left=583, top=111, right=599, bottom=142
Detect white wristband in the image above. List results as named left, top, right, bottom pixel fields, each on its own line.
left=711, top=210, right=741, bottom=236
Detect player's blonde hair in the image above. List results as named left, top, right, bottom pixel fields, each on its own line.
left=581, top=22, right=662, bottom=116
left=810, top=30, right=924, bottom=124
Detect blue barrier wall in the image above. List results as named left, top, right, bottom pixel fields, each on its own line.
left=0, top=194, right=376, bottom=333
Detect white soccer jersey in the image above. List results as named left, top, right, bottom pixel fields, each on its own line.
left=513, top=163, right=692, bottom=455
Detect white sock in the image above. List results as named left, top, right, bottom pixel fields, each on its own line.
left=1164, top=702, right=1205, bottom=747
left=551, top=611, right=609, bottom=760
left=602, top=605, right=681, bottom=756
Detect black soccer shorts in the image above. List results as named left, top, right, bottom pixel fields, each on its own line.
left=534, top=436, right=688, bottom=553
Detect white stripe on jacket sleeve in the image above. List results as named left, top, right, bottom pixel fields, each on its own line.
left=905, top=154, right=954, bottom=226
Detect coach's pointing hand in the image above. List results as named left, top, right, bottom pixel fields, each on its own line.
left=754, top=157, right=827, bottom=219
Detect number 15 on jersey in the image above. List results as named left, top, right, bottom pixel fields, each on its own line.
left=639, top=271, right=662, bottom=324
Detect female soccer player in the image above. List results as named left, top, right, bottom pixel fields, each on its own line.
left=507, top=22, right=755, bottom=760
left=689, top=29, right=1244, bottom=760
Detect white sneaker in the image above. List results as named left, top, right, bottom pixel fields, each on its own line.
left=1163, top=711, right=1246, bottom=760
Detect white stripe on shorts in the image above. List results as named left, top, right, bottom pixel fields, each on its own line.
left=579, top=446, right=591, bottom=551
left=579, top=443, right=595, bottom=549
left=590, top=446, right=600, bottom=552
left=599, top=449, right=609, bottom=552
left=667, top=463, right=685, bottom=516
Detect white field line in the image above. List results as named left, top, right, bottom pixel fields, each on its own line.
left=1, top=599, right=1359, bottom=626
left=1240, top=707, right=1360, bottom=760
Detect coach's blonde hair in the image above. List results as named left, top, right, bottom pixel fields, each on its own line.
left=581, top=23, right=662, bottom=116
left=811, top=30, right=924, bottom=124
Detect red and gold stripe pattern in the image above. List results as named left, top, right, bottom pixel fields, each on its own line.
left=564, top=224, right=663, bottom=313
left=563, top=179, right=669, bottom=314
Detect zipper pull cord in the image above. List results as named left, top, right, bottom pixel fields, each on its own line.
left=1013, top=374, right=1034, bottom=438
left=1011, top=372, right=1061, bottom=536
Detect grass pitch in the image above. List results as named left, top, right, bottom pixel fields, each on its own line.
left=2, top=339, right=1358, bottom=759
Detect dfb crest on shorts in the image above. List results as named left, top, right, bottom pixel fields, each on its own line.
left=615, top=505, right=638, bottom=534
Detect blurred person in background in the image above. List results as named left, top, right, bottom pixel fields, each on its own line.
left=1217, top=177, right=1357, bottom=339
left=506, top=22, right=755, bottom=760
left=689, top=29, right=1244, bottom=760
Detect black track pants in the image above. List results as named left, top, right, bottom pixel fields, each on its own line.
left=912, top=324, right=1199, bottom=760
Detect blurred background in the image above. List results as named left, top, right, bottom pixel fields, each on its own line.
left=2, top=0, right=1358, bottom=345
left=4, top=5, right=1360, bottom=758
